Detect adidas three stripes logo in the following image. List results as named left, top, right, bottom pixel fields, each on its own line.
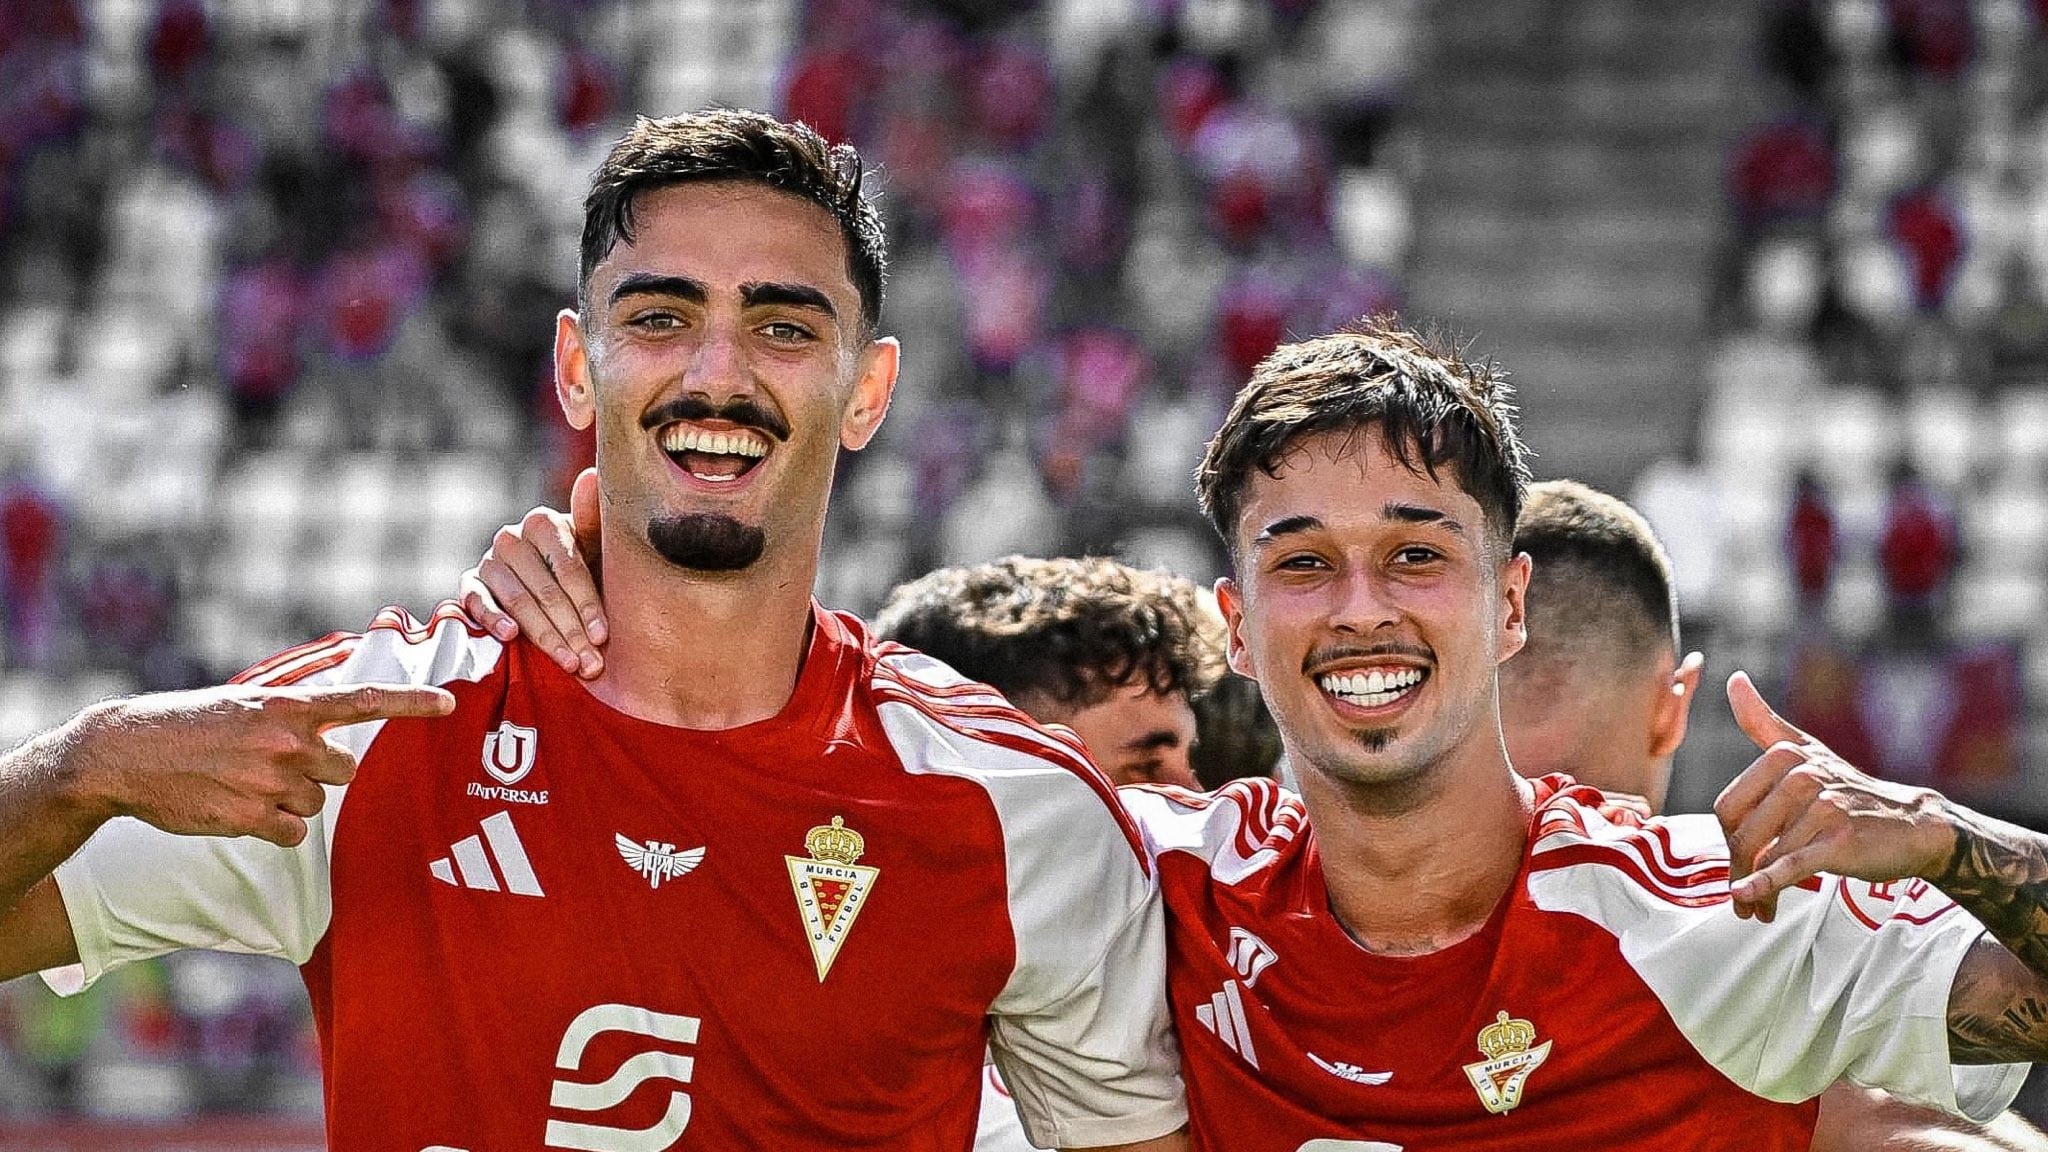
left=429, top=811, right=544, bottom=897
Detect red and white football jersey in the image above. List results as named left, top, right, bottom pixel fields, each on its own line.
left=47, top=604, right=1184, bottom=1151
left=1122, top=775, right=2026, bottom=1152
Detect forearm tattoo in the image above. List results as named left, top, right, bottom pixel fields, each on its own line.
left=1934, top=806, right=2048, bottom=1062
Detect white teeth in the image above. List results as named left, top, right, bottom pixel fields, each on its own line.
left=1317, top=667, right=1424, bottom=708
left=658, top=425, right=770, bottom=458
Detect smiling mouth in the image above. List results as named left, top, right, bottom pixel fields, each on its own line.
left=657, top=423, right=771, bottom=484
left=1316, top=666, right=1428, bottom=709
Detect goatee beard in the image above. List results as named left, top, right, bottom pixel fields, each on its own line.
left=647, top=513, right=765, bottom=571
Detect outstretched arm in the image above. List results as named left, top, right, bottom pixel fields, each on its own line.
left=1714, top=671, right=2048, bottom=1064
left=0, top=682, right=454, bottom=983
left=458, top=466, right=608, bottom=679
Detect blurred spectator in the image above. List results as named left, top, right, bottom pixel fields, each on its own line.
left=1885, top=184, right=1966, bottom=311
left=1727, top=115, right=1837, bottom=231
left=0, top=472, right=64, bottom=670
left=1786, top=468, right=1840, bottom=607
left=1885, top=0, right=1974, bottom=81
left=1876, top=462, right=1959, bottom=620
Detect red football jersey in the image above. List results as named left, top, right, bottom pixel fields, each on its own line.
left=49, top=604, right=1184, bottom=1150
left=1122, top=776, right=2024, bottom=1152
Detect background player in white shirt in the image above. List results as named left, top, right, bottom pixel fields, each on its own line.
left=1502, top=478, right=2048, bottom=1152
left=0, top=109, right=1187, bottom=1152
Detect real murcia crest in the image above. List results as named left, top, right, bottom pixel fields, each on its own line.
left=1462, top=1010, right=1552, bottom=1115
left=785, top=816, right=879, bottom=981
left=481, top=721, right=537, bottom=785
left=615, top=834, right=706, bottom=890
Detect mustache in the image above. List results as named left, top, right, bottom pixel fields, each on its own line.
left=1302, top=641, right=1434, bottom=673
left=640, top=396, right=791, bottom=442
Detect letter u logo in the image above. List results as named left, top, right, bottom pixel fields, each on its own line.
left=482, top=721, right=537, bottom=785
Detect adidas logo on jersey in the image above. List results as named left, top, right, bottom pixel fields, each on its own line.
left=429, top=811, right=544, bottom=897
left=1193, top=979, right=1260, bottom=1070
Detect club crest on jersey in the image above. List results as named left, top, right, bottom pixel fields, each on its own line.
left=481, top=722, right=537, bottom=785
left=1462, top=1011, right=1552, bottom=1115
left=785, top=816, right=878, bottom=982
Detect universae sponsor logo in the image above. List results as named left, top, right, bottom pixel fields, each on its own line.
left=467, top=781, right=550, bottom=805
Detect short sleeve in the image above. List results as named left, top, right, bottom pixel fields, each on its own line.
left=1527, top=812, right=2028, bottom=1123
left=868, top=673, right=1187, bottom=1149
left=988, top=875, right=1185, bottom=1149
left=44, top=606, right=499, bottom=996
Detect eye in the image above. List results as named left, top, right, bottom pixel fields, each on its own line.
left=1123, top=759, right=1166, bottom=783
left=1394, top=545, right=1443, bottom=565
left=1275, top=553, right=1330, bottom=572
left=761, top=320, right=817, bottom=343
left=629, top=312, right=683, bottom=331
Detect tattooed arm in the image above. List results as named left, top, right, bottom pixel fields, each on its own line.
left=1934, top=807, right=2048, bottom=1063
left=1713, top=673, right=2048, bottom=1064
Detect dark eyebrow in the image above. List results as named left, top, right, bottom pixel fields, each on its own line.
left=1252, top=515, right=1324, bottom=549
left=741, top=281, right=837, bottom=319
left=1384, top=502, right=1466, bottom=535
left=1123, top=729, right=1186, bottom=753
left=609, top=273, right=706, bottom=307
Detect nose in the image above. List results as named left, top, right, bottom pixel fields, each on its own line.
left=682, top=320, right=753, bottom=400
left=1327, top=567, right=1398, bottom=636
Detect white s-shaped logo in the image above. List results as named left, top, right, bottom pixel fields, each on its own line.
left=545, top=1004, right=701, bottom=1152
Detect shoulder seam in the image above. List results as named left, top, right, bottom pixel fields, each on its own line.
left=871, top=676, right=1147, bottom=874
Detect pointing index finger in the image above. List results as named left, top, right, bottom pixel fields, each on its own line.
left=301, top=683, right=457, bottom=728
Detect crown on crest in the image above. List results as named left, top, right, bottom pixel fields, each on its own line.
left=1476, top=1011, right=1536, bottom=1060
left=805, top=816, right=865, bottom=865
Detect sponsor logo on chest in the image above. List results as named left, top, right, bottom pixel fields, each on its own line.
left=472, top=721, right=549, bottom=805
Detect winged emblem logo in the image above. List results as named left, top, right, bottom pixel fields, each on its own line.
left=614, top=834, right=706, bottom=890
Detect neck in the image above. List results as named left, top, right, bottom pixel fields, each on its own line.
left=584, top=519, right=820, bottom=730
left=1297, top=720, right=1534, bottom=957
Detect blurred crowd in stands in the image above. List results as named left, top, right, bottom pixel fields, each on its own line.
left=1653, top=0, right=2048, bottom=823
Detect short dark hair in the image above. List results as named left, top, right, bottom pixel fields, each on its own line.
left=873, top=556, right=1226, bottom=715
left=579, top=109, right=886, bottom=336
left=1195, top=315, right=1530, bottom=557
left=1513, top=479, right=1678, bottom=668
